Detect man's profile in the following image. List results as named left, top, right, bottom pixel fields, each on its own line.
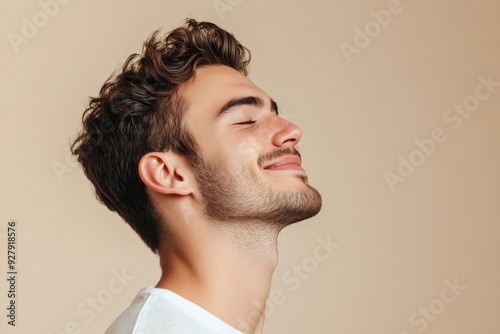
left=71, top=19, right=322, bottom=334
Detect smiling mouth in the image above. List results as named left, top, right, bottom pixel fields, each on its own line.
left=265, top=164, right=305, bottom=172
left=263, top=156, right=305, bottom=172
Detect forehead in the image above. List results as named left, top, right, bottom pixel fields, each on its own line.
left=176, top=65, right=267, bottom=121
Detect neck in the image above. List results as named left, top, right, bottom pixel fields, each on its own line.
left=156, top=219, right=281, bottom=334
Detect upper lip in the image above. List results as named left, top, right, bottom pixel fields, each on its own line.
left=263, top=156, right=302, bottom=169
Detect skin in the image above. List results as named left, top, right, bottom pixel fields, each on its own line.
left=138, top=65, right=321, bottom=334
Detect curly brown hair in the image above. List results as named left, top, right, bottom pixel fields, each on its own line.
left=71, top=19, right=251, bottom=254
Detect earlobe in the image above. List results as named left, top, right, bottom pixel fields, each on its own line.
left=138, top=152, right=193, bottom=196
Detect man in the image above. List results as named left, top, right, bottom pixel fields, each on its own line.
left=71, top=19, right=322, bottom=334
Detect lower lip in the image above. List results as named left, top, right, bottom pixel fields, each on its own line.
left=265, top=164, right=305, bottom=172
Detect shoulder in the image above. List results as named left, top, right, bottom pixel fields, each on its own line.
left=104, top=286, right=244, bottom=334
left=104, top=286, right=156, bottom=334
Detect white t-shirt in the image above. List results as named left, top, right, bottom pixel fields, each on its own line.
left=105, top=286, right=245, bottom=334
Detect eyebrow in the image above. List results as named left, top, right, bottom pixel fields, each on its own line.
left=216, top=96, right=279, bottom=117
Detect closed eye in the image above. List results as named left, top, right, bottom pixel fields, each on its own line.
left=235, top=120, right=256, bottom=125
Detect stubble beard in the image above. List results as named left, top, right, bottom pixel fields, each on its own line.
left=192, top=152, right=322, bottom=232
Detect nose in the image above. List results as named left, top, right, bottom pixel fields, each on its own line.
left=269, top=115, right=303, bottom=148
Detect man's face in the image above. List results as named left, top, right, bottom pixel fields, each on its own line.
left=177, top=65, right=321, bottom=228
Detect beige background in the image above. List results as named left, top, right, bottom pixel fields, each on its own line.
left=1, top=0, right=499, bottom=333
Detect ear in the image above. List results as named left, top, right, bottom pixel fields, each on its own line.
left=138, top=151, right=193, bottom=196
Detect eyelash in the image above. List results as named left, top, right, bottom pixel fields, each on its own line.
left=236, top=120, right=256, bottom=125
left=234, top=109, right=277, bottom=125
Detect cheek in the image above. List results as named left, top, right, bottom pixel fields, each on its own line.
left=206, top=126, right=268, bottom=169
left=223, top=144, right=261, bottom=179
left=232, top=131, right=269, bottom=163
left=236, top=141, right=259, bottom=161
